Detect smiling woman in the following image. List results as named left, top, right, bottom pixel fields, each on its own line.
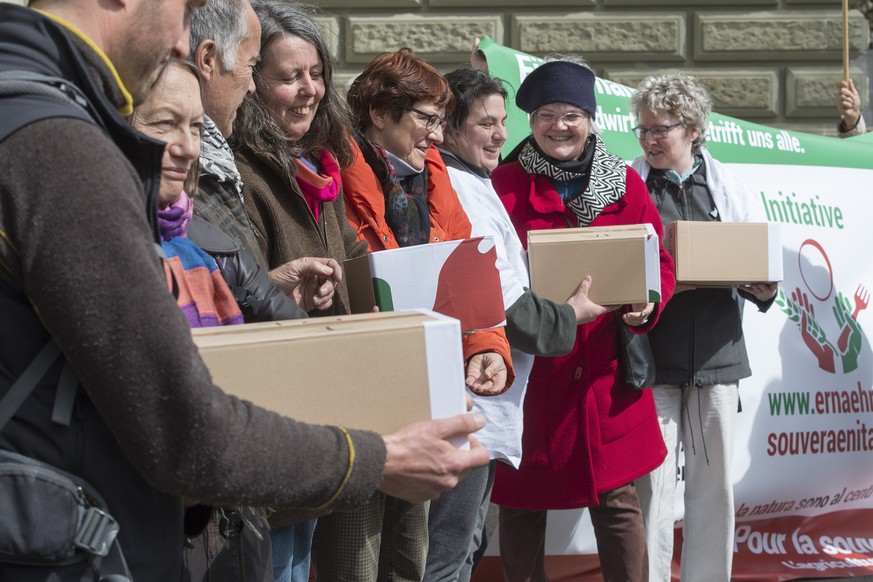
left=258, top=33, right=325, bottom=142
left=130, top=60, right=204, bottom=208
left=489, top=58, right=677, bottom=582
left=629, top=72, right=778, bottom=582
left=317, top=47, right=515, bottom=582
left=228, top=2, right=368, bottom=579
left=128, top=58, right=247, bottom=331
left=230, top=0, right=362, bottom=317
left=130, top=54, right=312, bottom=582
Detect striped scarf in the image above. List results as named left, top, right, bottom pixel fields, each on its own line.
left=200, top=115, right=244, bottom=205
left=158, top=191, right=244, bottom=328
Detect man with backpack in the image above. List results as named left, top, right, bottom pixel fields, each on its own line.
left=0, top=1, right=489, bottom=580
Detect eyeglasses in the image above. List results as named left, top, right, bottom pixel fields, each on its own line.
left=533, top=110, right=589, bottom=128
left=406, top=107, right=447, bottom=134
left=632, top=123, right=682, bottom=140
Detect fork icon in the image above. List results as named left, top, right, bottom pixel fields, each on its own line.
left=838, top=285, right=869, bottom=352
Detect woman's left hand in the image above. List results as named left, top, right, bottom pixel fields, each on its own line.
left=465, top=351, right=508, bottom=396
left=623, top=302, right=654, bottom=327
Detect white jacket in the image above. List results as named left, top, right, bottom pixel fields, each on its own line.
left=444, top=157, right=531, bottom=468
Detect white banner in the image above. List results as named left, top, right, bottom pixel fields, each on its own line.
left=475, top=37, right=873, bottom=581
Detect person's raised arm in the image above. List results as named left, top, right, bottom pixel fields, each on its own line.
left=836, top=79, right=866, bottom=136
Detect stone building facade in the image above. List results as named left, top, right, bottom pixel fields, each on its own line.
left=6, top=0, right=871, bottom=135
left=300, top=0, right=871, bottom=136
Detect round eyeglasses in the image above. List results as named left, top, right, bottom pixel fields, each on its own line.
left=632, top=123, right=682, bottom=140
left=406, top=107, right=448, bottom=134
left=533, top=110, right=589, bottom=128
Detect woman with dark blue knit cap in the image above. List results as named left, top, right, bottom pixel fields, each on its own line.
left=490, top=58, right=676, bottom=582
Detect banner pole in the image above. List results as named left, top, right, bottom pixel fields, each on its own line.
left=843, top=0, right=851, bottom=81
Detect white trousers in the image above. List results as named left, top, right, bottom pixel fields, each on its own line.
left=635, top=383, right=739, bottom=582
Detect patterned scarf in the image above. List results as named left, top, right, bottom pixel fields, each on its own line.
left=200, top=115, right=244, bottom=205
left=158, top=190, right=193, bottom=241
left=294, top=149, right=341, bottom=223
left=161, top=236, right=245, bottom=329
left=355, top=133, right=430, bottom=247
left=158, top=190, right=243, bottom=328
left=518, top=135, right=626, bottom=227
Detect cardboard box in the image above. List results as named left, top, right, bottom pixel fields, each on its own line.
left=345, top=237, right=505, bottom=332
left=527, top=224, right=662, bottom=306
left=664, top=221, right=783, bottom=285
left=191, top=310, right=467, bottom=442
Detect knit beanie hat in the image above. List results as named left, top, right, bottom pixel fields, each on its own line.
left=516, top=61, right=597, bottom=121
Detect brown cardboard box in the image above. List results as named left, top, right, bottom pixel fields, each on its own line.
left=664, top=221, right=783, bottom=285
left=527, top=224, right=662, bottom=306
left=191, top=310, right=467, bottom=440
left=345, top=237, right=505, bottom=332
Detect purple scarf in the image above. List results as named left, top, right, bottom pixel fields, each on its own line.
left=158, top=190, right=193, bottom=241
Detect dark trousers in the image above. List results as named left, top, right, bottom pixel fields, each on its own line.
left=498, top=482, right=648, bottom=582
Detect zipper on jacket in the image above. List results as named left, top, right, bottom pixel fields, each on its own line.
left=676, top=178, right=696, bottom=386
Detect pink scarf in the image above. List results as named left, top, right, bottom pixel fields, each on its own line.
left=294, top=149, right=340, bottom=222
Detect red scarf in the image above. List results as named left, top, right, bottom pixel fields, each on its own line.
left=294, top=149, right=340, bottom=222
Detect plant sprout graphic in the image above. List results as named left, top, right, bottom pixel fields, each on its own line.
left=777, top=285, right=867, bottom=374
left=778, top=239, right=868, bottom=374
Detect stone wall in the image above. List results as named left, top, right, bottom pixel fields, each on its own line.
left=4, top=0, right=869, bottom=134
left=300, top=0, right=871, bottom=135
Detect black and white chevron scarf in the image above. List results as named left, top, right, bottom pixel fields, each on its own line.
left=518, top=135, right=626, bottom=227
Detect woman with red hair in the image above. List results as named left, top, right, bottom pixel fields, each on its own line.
left=311, top=48, right=514, bottom=582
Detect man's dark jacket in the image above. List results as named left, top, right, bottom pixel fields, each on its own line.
left=0, top=5, right=385, bottom=581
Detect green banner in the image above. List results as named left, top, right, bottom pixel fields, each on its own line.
left=477, top=36, right=873, bottom=170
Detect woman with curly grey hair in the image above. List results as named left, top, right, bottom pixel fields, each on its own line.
left=630, top=72, right=778, bottom=582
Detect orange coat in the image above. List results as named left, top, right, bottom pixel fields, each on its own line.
left=342, top=139, right=515, bottom=388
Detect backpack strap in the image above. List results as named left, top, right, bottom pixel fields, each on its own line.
left=0, top=70, right=103, bottom=128
left=0, top=70, right=105, bottom=148
left=50, top=360, right=80, bottom=427
left=0, top=340, right=61, bottom=432
left=0, top=71, right=151, bottom=582
left=0, top=243, right=174, bottom=432
left=0, top=72, right=95, bottom=431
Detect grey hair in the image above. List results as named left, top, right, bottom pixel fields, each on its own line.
left=544, top=53, right=591, bottom=69
left=630, top=72, right=712, bottom=151
left=189, top=0, right=250, bottom=73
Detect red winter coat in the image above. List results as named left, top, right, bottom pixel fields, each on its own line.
left=491, top=138, right=674, bottom=509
